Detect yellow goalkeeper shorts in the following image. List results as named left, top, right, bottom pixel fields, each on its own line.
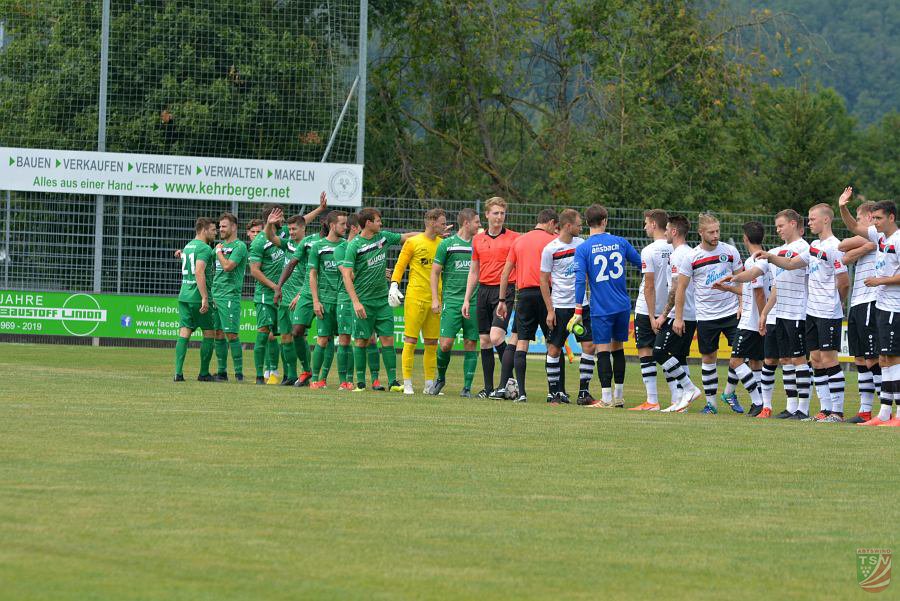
left=403, top=296, right=440, bottom=340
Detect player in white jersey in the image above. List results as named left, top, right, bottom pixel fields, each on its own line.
left=630, top=209, right=673, bottom=411
left=838, top=200, right=881, bottom=422
left=669, top=213, right=743, bottom=414
left=712, top=221, right=768, bottom=415
left=724, top=209, right=810, bottom=419
left=839, top=189, right=900, bottom=427
left=540, top=209, right=594, bottom=405
left=763, top=203, right=850, bottom=422
left=651, top=215, right=703, bottom=412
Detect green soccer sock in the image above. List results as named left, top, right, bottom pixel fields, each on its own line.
left=199, top=337, right=215, bottom=376
left=267, top=339, right=280, bottom=372
left=368, top=343, right=380, bottom=382
left=381, top=345, right=397, bottom=383
left=175, top=336, right=190, bottom=376
left=322, top=339, right=336, bottom=380
left=346, top=344, right=355, bottom=380
left=437, top=347, right=452, bottom=380
left=463, top=350, right=478, bottom=389
left=214, top=339, right=228, bottom=374
left=312, top=344, right=326, bottom=381
left=337, top=344, right=349, bottom=382
left=353, top=346, right=368, bottom=383
left=281, top=339, right=298, bottom=379
left=229, top=339, right=243, bottom=375
left=254, top=332, right=268, bottom=377
left=295, top=337, right=311, bottom=373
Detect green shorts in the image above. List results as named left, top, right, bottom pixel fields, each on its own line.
left=255, top=302, right=277, bottom=332
left=179, top=300, right=215, bottom=331
left=212, top=296, right=241, bottom=334
left=278, top=305, right=295, bottom=336
left=316, top=302, right=339, bottom=337
left=352, top=300, right=394, bottom=340
left=291, top=297, right=315, bottom=328
left=337, top=301, right=355, bottom=336
left=440, top=302, right=479, bottom=341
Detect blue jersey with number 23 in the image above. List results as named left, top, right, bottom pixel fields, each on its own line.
left=574, top=232, right=642, bottom=315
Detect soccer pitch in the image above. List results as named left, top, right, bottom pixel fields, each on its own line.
left=1, top=343, right=896, bottom=600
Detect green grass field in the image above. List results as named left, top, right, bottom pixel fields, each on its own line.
left=1, top=343, right=896, bottom=600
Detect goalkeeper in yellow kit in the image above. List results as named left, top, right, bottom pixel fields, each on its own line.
left=389, top=208, right=450, bottom=394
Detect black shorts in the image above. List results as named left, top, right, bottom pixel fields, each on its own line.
left=774, top=318, right=806, bottom=358
left=634, top=313, right=656, bottom=349
left=548, top=307, right=592, bottom=347
left=763, top=322, right=779, bottom=360
left=696, top=314, right=738, bottom=355
left=514, top=287, right=549, bottom=341
left=875, top=307, right=900, bottom=356
left=848, top=301, right=878, bottom=358
left=805, top=315, right=842, bottom=352
left=731, top=328, right=764, bottom=361
left=477, top=284, right=516, bottom=335
left=654, top=318, right=696, bottom=359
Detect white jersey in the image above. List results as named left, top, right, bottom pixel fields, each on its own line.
left=770, top=238, right=809, bottom=321
left=869, top=225, right=900, bottom=313
left=677, top=242, right=742, bottom=321
left=540, top=236, right=585, bottom=309
left=798, top=235, right=847, bottom=319
left=666, top=243, right=695, bottom=321
left=738, top=255, right=770, bottom=332
left=849, top=239, right=879, bottom=307
left=635, top=239, right=673, bottom=317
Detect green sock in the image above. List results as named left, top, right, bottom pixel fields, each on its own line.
left=463, top=350, right=478, bottom=389
left=175, top=336, right=190, bottom=375
left=199, top=337, right=214, bottom=376
left=295, top=336, right=311, bottom=373
left=281, top=339, right=298, bottom=379
left=267, top=339, right=280, bottom=372
left=380, top=345, right=397, bottom=383
left=368, top=343, right=380, bottom=382
left=337, top=345, right=349, bottom=382
left=353, top=346, right=368, bottom=383
left=254, top=332, right=268, bottom=377
left=346, top=344, right=355, bottom=380
left=437, top=347, right=451, bottom=380
left=214, top=339, right=228, bottom=374
left=312, top=344, right=325, bottom=380
left=230, top=339, right=243, bottom=375
left=322, top=339, right=335, bottom=380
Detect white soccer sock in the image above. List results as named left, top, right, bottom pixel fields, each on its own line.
left=701, top=362, right=718, bottom=406
left=666, top=375, right=681, bottom=403
left=614, top=383, right=624, bottom=400
left=796, top=364, right=811, bottom=415
left=828, top=366, right=845, bottom=414
left=760, top=363, right=776, bottom=409
left=783, top=364, right=798, bottom=413
left=813, top=369, right=832, bottom=413
left=640, top=357, right=658, bottom=403
left=601, top=387, right=613, bottom=402
left=857, top=365, right=874, bottom=413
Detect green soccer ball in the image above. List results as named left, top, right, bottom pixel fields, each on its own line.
left=571, top=322, right=584, bottom=336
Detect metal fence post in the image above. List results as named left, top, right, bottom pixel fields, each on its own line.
left=355, top=0, right=368, bottom=166
left=116, top=196, right=123, bottom=294
left=4, top=190, right=10, bottom=288
left=93, top=0, right=111, bottom=345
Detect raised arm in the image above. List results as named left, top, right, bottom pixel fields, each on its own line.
left=302, top=192, right=328, bottom=225
left=841, top=240, right=876, bottom=265
left=838, top=186, right=869, bottom=237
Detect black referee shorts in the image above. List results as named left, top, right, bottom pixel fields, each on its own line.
left=515, top=287, right=549, bottom=341
left=476, top=284, right=516, bottom=335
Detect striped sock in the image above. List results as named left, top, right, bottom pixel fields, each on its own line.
left=701, top=362, right=718, bottom=406
left=546, top=354, right=561, bottom=394
left=857, top=364, right=874, bottom=413
left=735, top=362, right=762, bottom=406
left=579, top=353, right=595, bottom=392
left=782, top=364, right=797, bottom=413
left=640, top=356, right=658, bottom=404
left=760, top=362, right=777, bottom=409
left=827, top=365, right=845, bottom=415
left=724, top=367, right=738, bottom=396
left=813, top=368, right=831, bottom=414
left=796, top=363, right=811, bottom=415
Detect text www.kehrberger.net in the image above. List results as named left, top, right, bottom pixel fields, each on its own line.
left=164, top=181, right=290, bottom=200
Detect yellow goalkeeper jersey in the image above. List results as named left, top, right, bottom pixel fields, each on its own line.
left=391, top=233, right=442, bottom=301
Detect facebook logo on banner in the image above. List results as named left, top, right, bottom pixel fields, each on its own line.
left=120, top=315, right=132, bottom=328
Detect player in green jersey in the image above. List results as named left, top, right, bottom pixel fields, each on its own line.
left=249, top=197, right=327, bottom=385
left=340, top=207, right=421, bottom=392
left=210, top=212, right=248, bottom=382
left=174, top=217, right=218, bottom=381
left=427, top=208, right=482, bottom=397
left=308, top=211, right=349, bottom=388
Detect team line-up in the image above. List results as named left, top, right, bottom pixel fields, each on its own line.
left=173, top=188, right=900, bottom=425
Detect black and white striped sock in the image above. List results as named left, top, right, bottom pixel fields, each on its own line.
left=735, top=362, right=761, bottom=406
left=579, top=353, right=595, bottom=392
left=760, top=362, right=777, bottom=408
left=640, top=356, right=658, bottom=404
left=796, top=363, right=811, bottom=415
left=783, top=364, right=797, bottom=413
left=546, top=354, right=561, bottom=394
left=827, top=365, right=845, bottom=415
left=724, top=367, right=738, bottom=396
left=857, top=364, right=874, bottom=412
left=701, top=362, right=718, bottom=406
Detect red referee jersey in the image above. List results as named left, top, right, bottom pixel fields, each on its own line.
left=472, top=227, right=519, bottom=286
left=508, top=228, right=557, bottom=289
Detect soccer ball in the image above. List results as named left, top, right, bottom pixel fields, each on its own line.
left=504, top=378, right=519, bottom=400
left=571, top=322, right=585, bottom=336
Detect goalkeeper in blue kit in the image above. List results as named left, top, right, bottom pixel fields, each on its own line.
left=571, top=204, right=642, bottom=407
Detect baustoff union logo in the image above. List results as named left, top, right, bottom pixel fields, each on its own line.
left=328, top=168, right=360, bottom=202
left=857, top=548, right=892, bottom=593
left=61, top=293, right=105, bottom=336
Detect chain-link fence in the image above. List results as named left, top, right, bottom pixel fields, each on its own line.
left=3, top=190, right=831, bottom=299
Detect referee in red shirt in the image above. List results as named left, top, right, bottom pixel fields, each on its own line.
left=462, top=197, right=520, bottom=398
left=498, top=209, right=559, bottom=402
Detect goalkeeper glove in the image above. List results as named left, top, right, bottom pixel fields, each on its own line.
left=566, top=307, right=583, bottom=334
left=388, top=282, right=404, bottom=308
